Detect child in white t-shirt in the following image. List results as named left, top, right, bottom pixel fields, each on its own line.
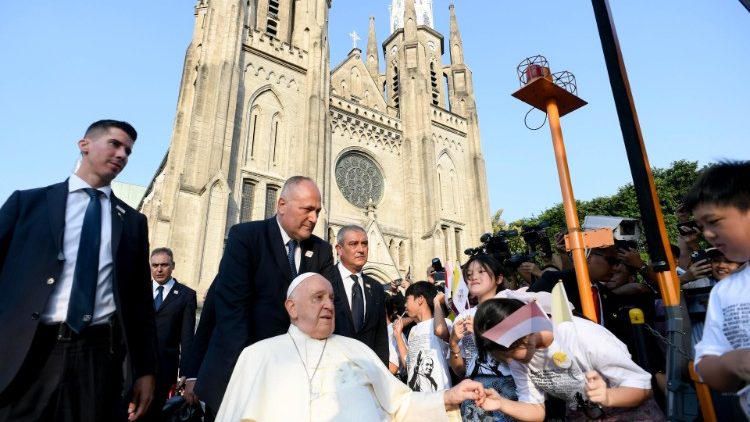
left=685, top=160, right=750, bottom=416
left=403, top=281, right=452, bottom=392
left=473, top=298, right=660, bottom=421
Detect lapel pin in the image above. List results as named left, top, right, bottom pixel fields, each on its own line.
left=305, top=251, right=314, bottom=258
left=115, top=205, right=126, bottom=219
left=173, top=290, right=179, bottom=295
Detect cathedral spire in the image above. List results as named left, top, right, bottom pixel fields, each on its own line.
left=366, top=16, right=379, bottom=80
left=403, top=0, right=417, bottom=39
left=449, top=3, right=464, bottom=65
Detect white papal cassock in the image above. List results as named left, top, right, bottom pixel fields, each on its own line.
left=216, top=325, right=461, bottom=422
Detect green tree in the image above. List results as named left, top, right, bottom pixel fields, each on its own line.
left=505, top=160, right=703, bottom=250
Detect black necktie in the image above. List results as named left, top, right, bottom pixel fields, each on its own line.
left=287, top=240, right=298, bottom=278
left=66, top=188, right=102, bottom=333
left=351, top=274, right=364, bottom=332
left=154, top=285, right=164, bottom=310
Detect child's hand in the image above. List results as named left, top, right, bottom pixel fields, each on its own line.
left=585, top=370, right=610, bottom=406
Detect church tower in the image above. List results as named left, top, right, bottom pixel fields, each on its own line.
left=141, top=0, right=332, bottom=294
left=142, top=0, right=491, bottom=294
left=329, top=0, right=490, bottom=282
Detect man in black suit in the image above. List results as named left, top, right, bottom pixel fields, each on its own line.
left=331, top=225, right=389, bottom=365
left=0, top=120, right=156, bottom=421
left=148, top=247, right=196, bottom=420
left=194, top=176, right=334, bottom=416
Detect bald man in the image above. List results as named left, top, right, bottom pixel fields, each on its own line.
left=195, top=176, right=334, bottom=415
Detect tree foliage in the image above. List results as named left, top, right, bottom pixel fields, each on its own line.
left=490, top=160, right=704, bottom=254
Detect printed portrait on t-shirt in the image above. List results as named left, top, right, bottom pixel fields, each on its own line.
left=408, top=350, right=438, bottom=392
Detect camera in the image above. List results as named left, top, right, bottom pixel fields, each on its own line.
left=505, top=252, right=536, bottom=270
left=430, top=258, right=446, bottom=285
left=690, top=248, right=720, bottom=263
left=583, top=215, right=641, bottom=242
left=431, top=258, right=445, bottom=273
left=520, top=221, right=553, bottom=258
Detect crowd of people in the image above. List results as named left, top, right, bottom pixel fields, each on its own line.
left=0, top=119, right=747, bottom=422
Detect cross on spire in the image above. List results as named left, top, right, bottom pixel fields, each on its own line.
left=348, top=30, right=361, bottom=49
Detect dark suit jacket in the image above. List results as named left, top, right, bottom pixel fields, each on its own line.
left=154, top=279, right=196, bottom=399
left=181, top=281, right=215, bottom=380
left=0, top=180, right=157, bottom=395
left=330, top=267, right=389, bottom=366
left=195, top=216, right=334, bottom=411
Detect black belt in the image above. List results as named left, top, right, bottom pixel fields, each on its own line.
left=38, top=322, right=112, bottom=342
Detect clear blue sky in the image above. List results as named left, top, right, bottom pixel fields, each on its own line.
left=1, top=1, right=748, bottom=225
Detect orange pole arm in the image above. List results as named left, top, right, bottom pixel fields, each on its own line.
left=545, top=97, right=597, bottom=323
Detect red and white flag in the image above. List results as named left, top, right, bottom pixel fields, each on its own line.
left=480, top=300, right=553, bottom=347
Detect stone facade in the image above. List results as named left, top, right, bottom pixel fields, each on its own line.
left=141, top=0, right=490, bottom=296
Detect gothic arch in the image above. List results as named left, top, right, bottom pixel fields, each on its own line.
left=350, top=67, right=362, bottom=97
left=437, top=150, right=461, bottom=218
left=198, top=178, right=229, bottom=289
left=362, top=267, right=389, bottom=285
left=247, top=84, right=282, bottom=107
left=245, top=85, right=284, bottom=172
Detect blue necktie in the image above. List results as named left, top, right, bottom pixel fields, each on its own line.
left=154, top=285, right=164, bottom=310
left=66, top=188, right=102, bottom=333
left=287, top=240, right=298, bottom=278
left=351, top=274, right=364, bottom=332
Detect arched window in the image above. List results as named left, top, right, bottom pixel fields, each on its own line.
left=246, top=107, right=260, bottom=163
left=269, top=113, right=281, bottom=166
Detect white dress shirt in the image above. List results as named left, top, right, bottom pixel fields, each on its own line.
left=277, top=217, right=301, bottom=273
left=338, top=262, right=366, bottom=318
left=42, top=174, right=116, bottom=325
left=153, top=278, right=176, bottom=300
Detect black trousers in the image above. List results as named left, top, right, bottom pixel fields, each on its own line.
left=0, top=323, right=124, bottom=422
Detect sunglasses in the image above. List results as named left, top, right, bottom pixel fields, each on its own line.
left=575, top=392, right=605, bottom=420
left=589, top=252, right=618, bottom=266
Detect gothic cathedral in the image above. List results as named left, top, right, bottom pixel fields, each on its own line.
left=141, top=0, right=491, bottom=296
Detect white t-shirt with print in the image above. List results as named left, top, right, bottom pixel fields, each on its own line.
left=511, top=317, right=652, bottom=404
left=695, top=264, right=750, bottom=363
left=406, top=318, right=453, bottom=392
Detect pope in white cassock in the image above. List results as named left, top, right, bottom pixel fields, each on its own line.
left=216, top=273, right=487, bottom=422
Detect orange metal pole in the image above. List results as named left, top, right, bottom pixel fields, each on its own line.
left=689, top=360, right=718, bottom=422
left=545, top=97, right=597, bottom=323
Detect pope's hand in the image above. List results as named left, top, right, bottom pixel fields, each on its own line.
left=444, top=379, right=485, bottom=406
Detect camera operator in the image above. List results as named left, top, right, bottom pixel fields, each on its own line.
left=528, top=245, right=618, bottom=325
left=553, top=230, right=575, bottom=271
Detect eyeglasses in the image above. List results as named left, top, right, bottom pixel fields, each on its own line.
left=575, top=392, right=605, bottom=420
left=589, top=252, right=618, bottom=266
